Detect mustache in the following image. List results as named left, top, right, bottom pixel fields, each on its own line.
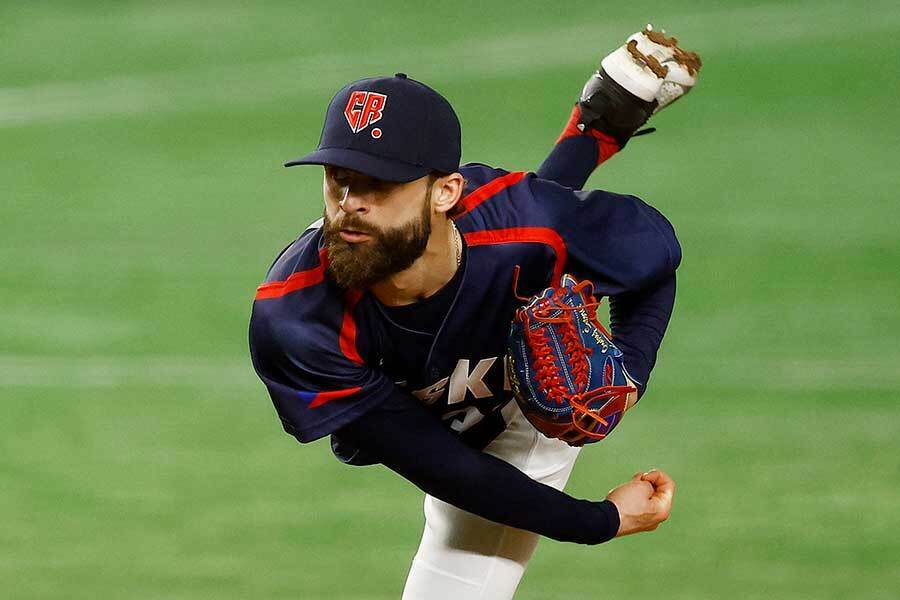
left=325, top=213, right=379, bottom=236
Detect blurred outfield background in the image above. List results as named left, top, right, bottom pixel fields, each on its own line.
left=2, top=1, right=899, bottom=598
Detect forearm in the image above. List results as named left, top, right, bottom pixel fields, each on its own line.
left=536, top=106, right=621, bottom=190
left=336, top=392, right=619, bottom=544
left=608, top=274, right=676, bottom=397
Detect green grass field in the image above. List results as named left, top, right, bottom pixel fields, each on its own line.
left=3, top=1, right=899, bottom=598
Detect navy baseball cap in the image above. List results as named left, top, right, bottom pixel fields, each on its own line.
left=284, top=73, right=461, bottom=182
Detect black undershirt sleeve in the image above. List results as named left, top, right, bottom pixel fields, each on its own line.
left=608, top=274, right=677, bottom=398
left=335, top=391, right=620, bottom=545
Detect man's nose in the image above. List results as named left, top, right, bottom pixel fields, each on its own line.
left=339, top=187, right=370, bottom=214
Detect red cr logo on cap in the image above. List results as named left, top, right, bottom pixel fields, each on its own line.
left=344, top=91, right=387, bottom=134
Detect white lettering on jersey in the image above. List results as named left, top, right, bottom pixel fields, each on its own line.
left=446, top=406, right=485, bottom=433
left=412, top=376, right=449, bottom=405
left=447, top=357, right=496, bottom=405
left=411, top=356, right=512, bottom=435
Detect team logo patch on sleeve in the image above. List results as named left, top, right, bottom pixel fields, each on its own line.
left=344, top=91, right=387, bottom=135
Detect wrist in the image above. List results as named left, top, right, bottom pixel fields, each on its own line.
left=595, top=499, right=621, bottom=543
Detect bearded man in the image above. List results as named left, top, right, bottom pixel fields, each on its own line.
left=250, top=27, right=697, bottom=600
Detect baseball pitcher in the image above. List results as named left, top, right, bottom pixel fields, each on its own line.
left=250, top=27, right=699, bottom=599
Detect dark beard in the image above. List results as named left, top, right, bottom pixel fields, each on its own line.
left=322, top=190, right=432, bottom=290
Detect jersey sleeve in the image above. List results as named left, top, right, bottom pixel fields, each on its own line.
left=249, top=294, right=395, bottom=444
left=529, top=176, right=681, bottom=396
left=532, top=176, right=681, bottom=296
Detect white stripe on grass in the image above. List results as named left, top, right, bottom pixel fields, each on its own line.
left=1, top=354, right=898, bottom=390
left=1, top=1, right=897, bottom=127
left=656, top=356, right=900, bottom=392
left=0, top=355, right=256, bottom=388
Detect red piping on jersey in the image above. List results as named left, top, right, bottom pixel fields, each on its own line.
left=557, top=105, right=620, bottom=166
left=464, top=228, right=567, bottom=281
left=456, top=171, right=527, bottom=216
left=308, top=386, right=363, bottom=409
left=255, top=248, right=330, bottom=300
left=339, top=289, right=364, bottom=365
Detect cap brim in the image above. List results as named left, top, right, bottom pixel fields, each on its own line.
left=284, top=148, right=431, bottom=183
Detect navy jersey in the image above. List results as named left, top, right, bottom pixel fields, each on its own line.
left=249, top=163, right=680, bottom=447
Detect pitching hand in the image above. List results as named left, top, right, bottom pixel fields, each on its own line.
left=606, top=469, right=675, bottom=537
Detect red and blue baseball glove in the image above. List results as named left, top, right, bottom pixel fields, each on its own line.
left=507, top=274, right=637, bottom=446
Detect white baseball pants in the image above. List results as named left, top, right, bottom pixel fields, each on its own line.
left=401, top=402, right=581, bottom=599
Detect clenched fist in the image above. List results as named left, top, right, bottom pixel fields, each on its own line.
left=606, top=469, right=675, bottom=537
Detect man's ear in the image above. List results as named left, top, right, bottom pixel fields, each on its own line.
left=431, top=172, right=466, bottom=215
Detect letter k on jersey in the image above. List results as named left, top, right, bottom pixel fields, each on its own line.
left=344, top=91, right=387, bottom=137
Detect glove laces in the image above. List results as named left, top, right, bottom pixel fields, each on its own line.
left=515, top=273, right=635, bottom=441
